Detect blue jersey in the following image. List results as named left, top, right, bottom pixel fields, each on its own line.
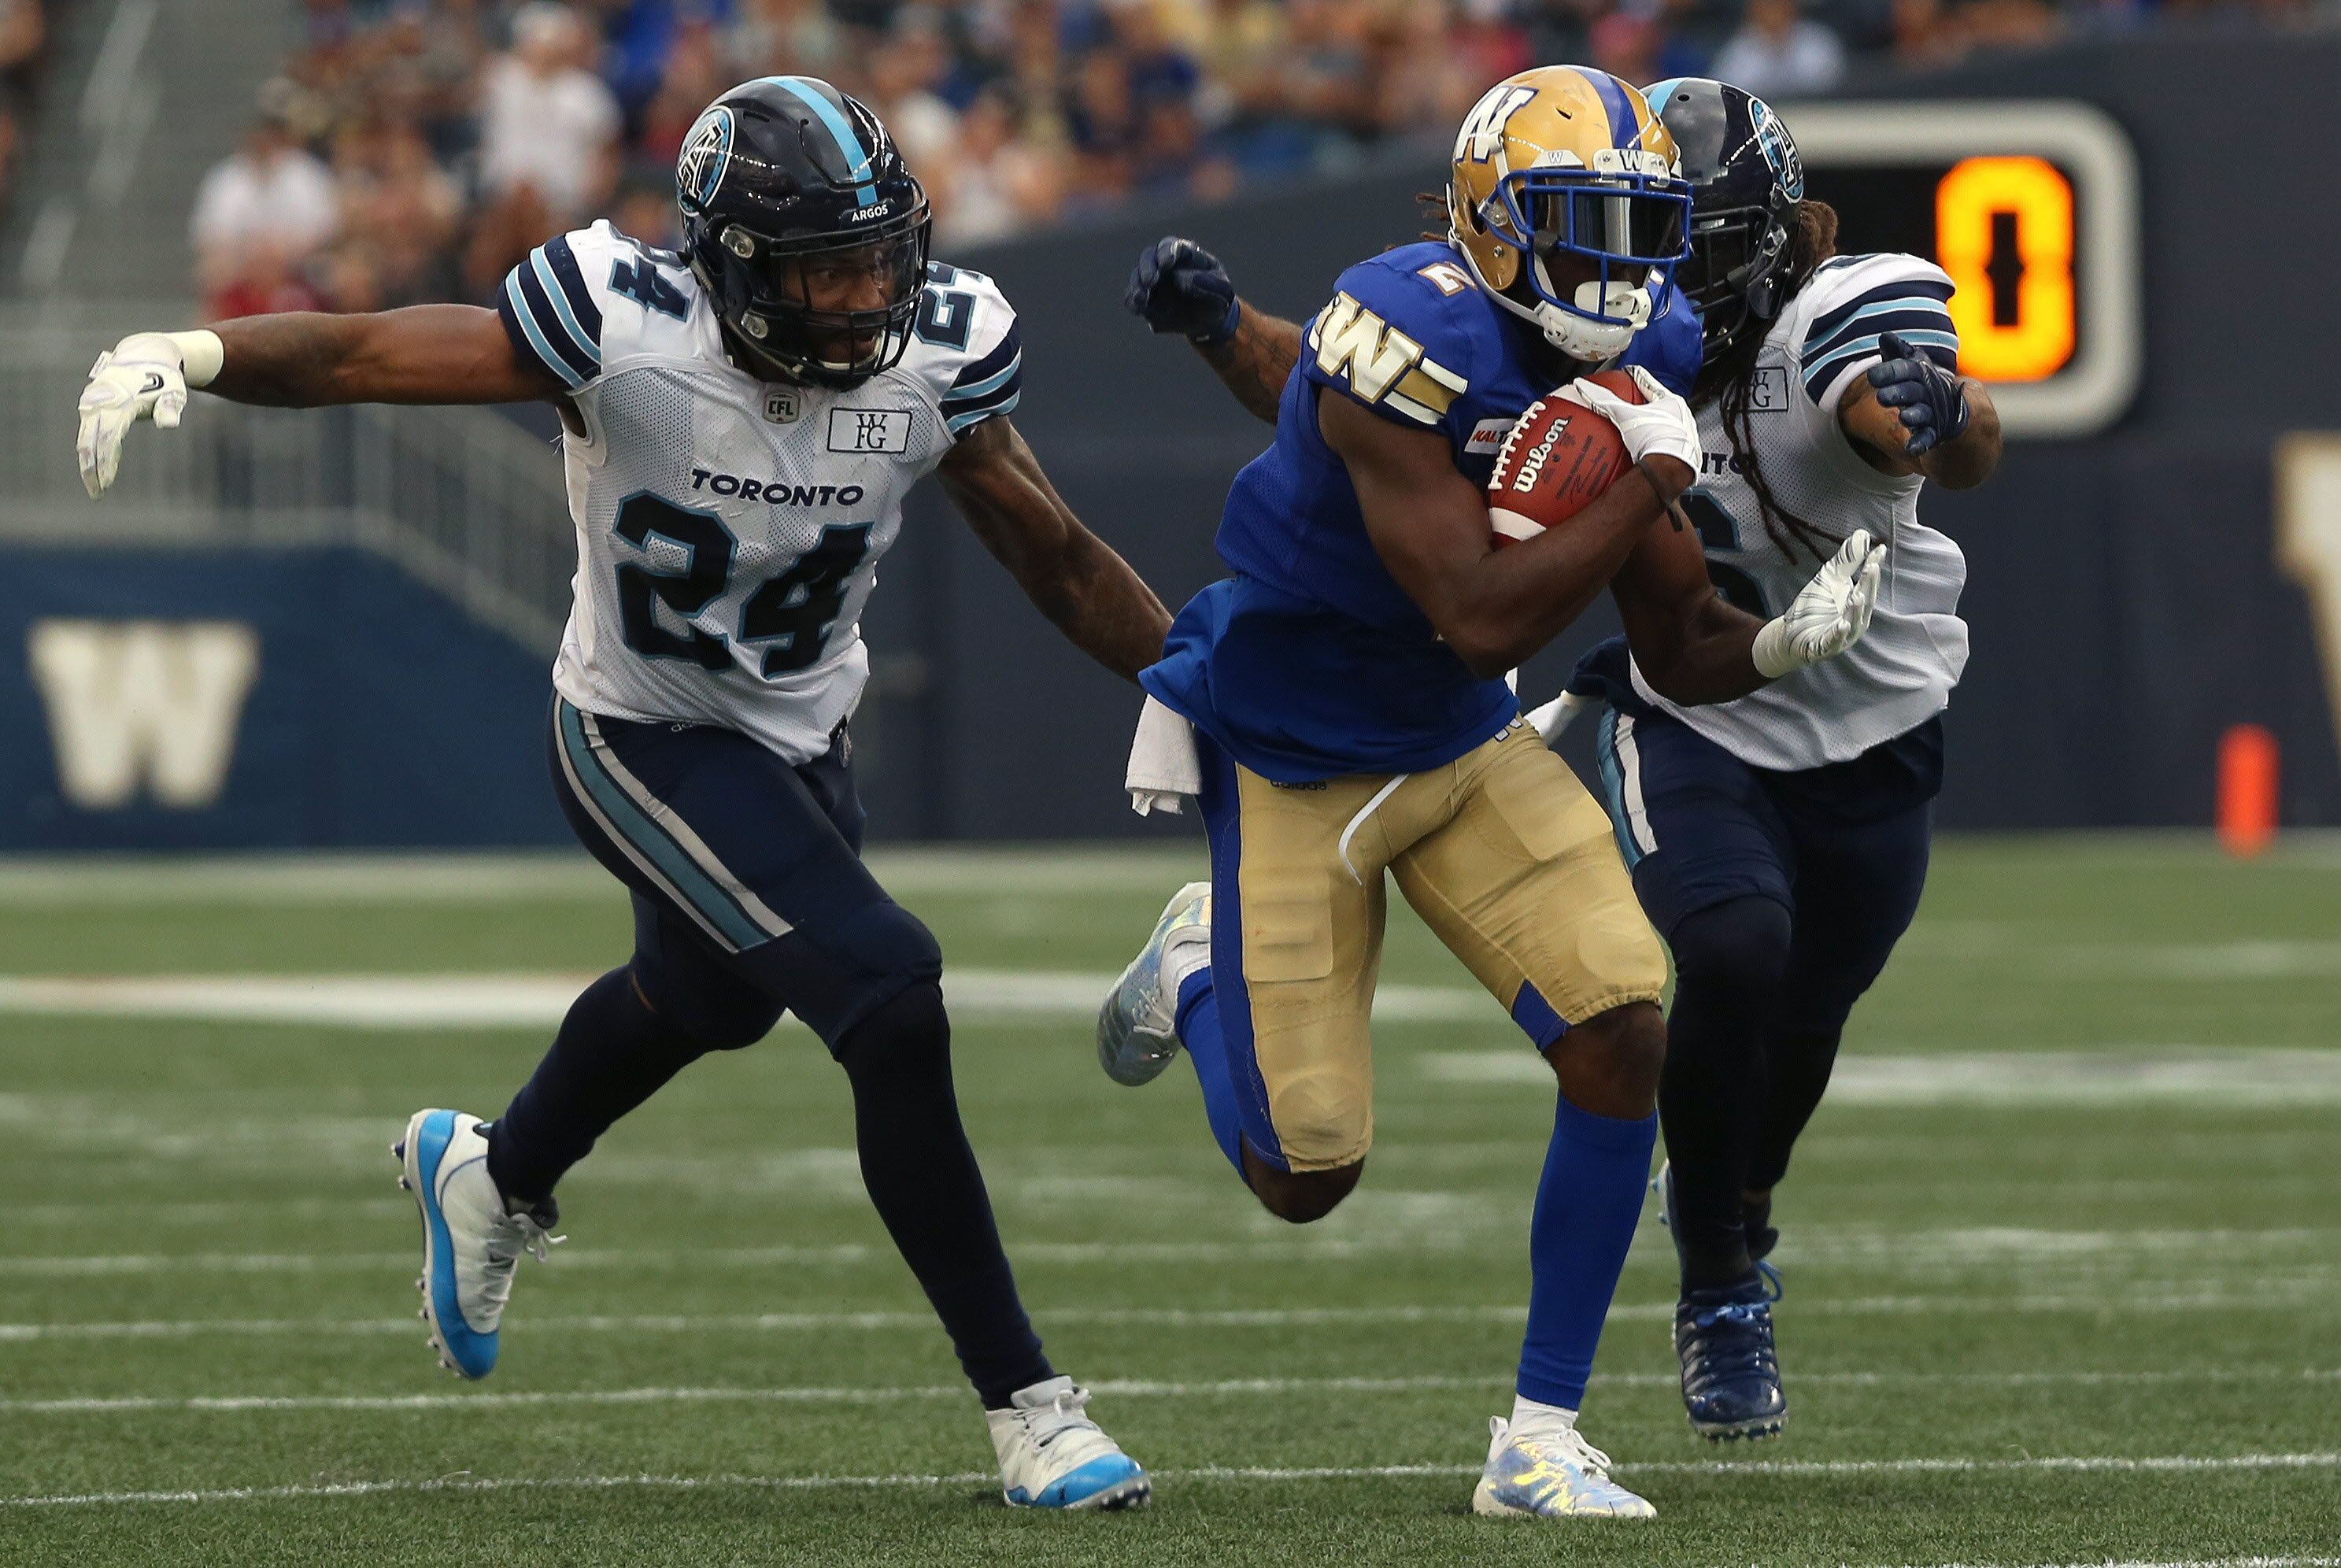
left=1141, top=241, right=1701, bottom=782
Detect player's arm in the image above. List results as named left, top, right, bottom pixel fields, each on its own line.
left=936, top=414, right=1172, bottom=682
left=1615, top=514, right=1885, bottom=704
left=1838, top=331, right=2003, bottom=489
left=77, top=311, right=563, bottom=497
left=1124, top=237, right=1300, bottom=424
left=1323, top=388, right=1688, bottom=681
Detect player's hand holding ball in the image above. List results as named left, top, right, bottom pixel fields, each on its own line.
left=1485, top=365, right=1700, bottom=546
left=1753, top=530, right=1887, bottom=677
left=76, top=328, right=223, bottom=498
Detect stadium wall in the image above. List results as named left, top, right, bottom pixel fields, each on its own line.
left=5, top=28, right=2337, bottom=848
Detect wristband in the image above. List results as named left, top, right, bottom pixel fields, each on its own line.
left=167, top=329, right=224, bottom=388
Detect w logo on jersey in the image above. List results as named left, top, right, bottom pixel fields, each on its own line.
left=677, top=106, right=735, bottom=213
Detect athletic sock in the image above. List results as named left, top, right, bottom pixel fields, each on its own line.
left=1516, top=1096, right=1659, bottom=1411
left=839, top=986, right=1054, bottom=1409
left=1659, top=897, right=1795, bottom=1292
left=488, top=966, right=707, bottom=1204
left=1174, top=968, right=1248, bottom=1182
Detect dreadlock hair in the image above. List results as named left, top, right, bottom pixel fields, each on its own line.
left=1696, top=198, right=1841, bottom=564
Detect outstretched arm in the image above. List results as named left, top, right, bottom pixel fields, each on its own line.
left=78, top=308, right=564, bottom=496
left=1123, top=237, right=1300, bottom=424
left=937, top=415, right=1172, bottom=683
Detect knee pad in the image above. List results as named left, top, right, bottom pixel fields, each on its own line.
left=836, top=978, right=950, bottom=1081
left=1670, top=897, right=1796, bottom=1005
left=829, top=900, right=944, bottom=989
left=629, top=955, right=782, bottom=1052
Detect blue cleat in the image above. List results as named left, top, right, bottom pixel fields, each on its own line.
left=394, top=1108, right=560, bottom=1381
left=1673, top=1268, right=1788, bottom=1441
left=987, top=1377, right=1152, bottom=1511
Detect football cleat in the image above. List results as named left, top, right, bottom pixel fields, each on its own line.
left=395, top=1109, right=560, bottom=1381
left=1673, top=1268, right=1788, bottom=1441
left=986, top=1376, right=1152, bottom=1511
left=1471, top=1416, right=1656, bottom=1520
left=1095, top=881, right=1211, bottom=1087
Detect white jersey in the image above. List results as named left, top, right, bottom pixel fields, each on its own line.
left=1629, top=252, right=1969, bottom=771
left=497, top=220, right=1023, bottom=764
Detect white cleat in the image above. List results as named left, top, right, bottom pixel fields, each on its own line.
left=1470, top=1416, right=1656, bottom=1520
left=987, top=1376, right=1152, bottom=1511
left=1095, top=881, right=1212, bottom=1086
left=393, top=1108, right=560, bottom=1381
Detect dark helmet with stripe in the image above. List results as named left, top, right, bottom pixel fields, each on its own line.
left=1644, top=78, right=1803, bottom=363
left=676, top=77, right=932, bottom=387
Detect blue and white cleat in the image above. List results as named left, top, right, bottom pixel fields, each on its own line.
left=987, top=1376, right=1152, bottom=1511
left=1095, top=881, right=1211, bottom=1087
left=1471, top=1416, right=1656, bottom=1520
left=394, top=1108, right=560, bottom=1381
left=1674, top=1270, right=1788, bottom=1441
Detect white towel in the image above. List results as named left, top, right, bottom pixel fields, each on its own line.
left=1124, top=694, right=1203, bottom=816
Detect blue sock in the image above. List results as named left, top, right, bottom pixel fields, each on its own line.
left=1174, top=968, right=1248, bottom=1181
left=1517, top=1095, right=1659, bottom=1409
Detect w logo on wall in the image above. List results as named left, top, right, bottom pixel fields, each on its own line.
left=27, top=620, right=260, bottom=809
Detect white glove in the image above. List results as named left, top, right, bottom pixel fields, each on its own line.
left=1751, top=530, right=1886, bottom=679
left=76, top=329, right=224, bottom=498
left=1525, top=690, right=1591, bottom=742
left=1559, top=364, right=1702, bottom=476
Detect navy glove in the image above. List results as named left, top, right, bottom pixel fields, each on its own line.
left=1124, top=236, right=1240, bottom=346
left=1866, top=330, right=1969, bottom=457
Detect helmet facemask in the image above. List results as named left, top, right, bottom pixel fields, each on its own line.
left=1677, top=200, right=1792, bottom=359
left=702, top=202, right=932, bottom=389
left=1455, top=153, right=1691, bottom=364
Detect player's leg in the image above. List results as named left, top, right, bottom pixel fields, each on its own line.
left=546, top=702, right=1141, bottom=1507
left=1591, top=704, right=1800, bottom=1440
left=1390, top=723, right=1669, bottom=1519
left=1744, top=786, right=1935, bottom=1227
left=1100, top=733, right=1393, bottom=1223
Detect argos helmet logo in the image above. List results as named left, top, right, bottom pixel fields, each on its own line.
left=677, top=105, right=736, bottom=214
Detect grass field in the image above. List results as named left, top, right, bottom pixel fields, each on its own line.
left=1, top=837, right=2336, bottom=1566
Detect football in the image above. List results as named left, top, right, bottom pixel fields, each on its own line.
left=1485, top=368, right=1645, bottom=546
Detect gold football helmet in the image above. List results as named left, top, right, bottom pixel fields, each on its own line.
left=1448, top=66, right=1691, bottom=363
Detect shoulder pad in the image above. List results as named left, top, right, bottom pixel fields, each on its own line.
left=498, top=220, right=697, bottom=390
left=1792, top=252, right=1958, bottom=406
left=1302, top=245, right=1481, bottom=429
left=901, top=261, right=1022, bottom=439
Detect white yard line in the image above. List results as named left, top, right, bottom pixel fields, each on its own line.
left=6, top=1452, right=2339, bottom=1510
left=6, top=1287, right=2335, bottom=1344
left=6, top=1366, right=2335, bottom=1417
left=6, top=1226, right=2334, bottom=1278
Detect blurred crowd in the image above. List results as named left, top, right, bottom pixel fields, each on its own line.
left=168, top=0, right=2324, bottom=321
left=0, top=0, right=45, bottom=223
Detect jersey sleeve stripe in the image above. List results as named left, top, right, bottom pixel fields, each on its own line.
left=1803, top=279, right=1955, bottom=348
left=947, top=328, right=1020, bottom=393
left=498, top=272, right=590, bottom=390
left=1800, top=330, right=1960, bottom=403
left=1378, top=389, right=1443, bottom=426
left=1394, top=364, right=1461, bottom=416
left=945, top=385, right=1020, bottom=435
left=527, top=251, right=602, bottom=370
left=941, top=350, right=1022, bottom=406
left=1802, top=300, right=1957, bottom=365
left=538, top=237, right=605, bottom=351
left=509, top=263, right=599, bottom=383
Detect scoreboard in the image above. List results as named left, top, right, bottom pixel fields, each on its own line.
left=1785, top=102, right=2140, bottom=438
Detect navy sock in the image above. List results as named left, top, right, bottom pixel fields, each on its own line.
left=1174, top=969, right=1248, bottom=1181
left=488, top=967, right=707, bottom=1204
left=1517, top=1096, right=1659, bottom=1410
